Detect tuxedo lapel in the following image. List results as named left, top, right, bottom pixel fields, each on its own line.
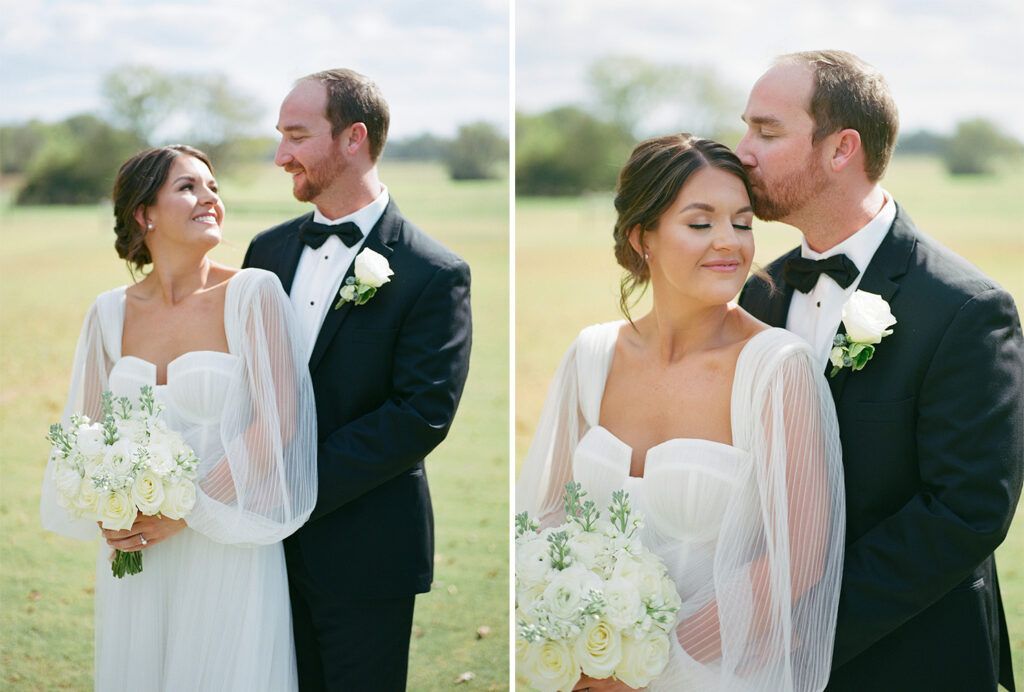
left=277, top=213, right=312, bottom=294
left=764, top=252, right=797, bottom=328
left=308, top=200, right=402, bottom=373
left=827, top=204, right=916, bottom=404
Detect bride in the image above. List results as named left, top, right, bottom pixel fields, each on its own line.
left=40, top=145, right=317, bottom=691
left=516, top=134, right=845, bottom=691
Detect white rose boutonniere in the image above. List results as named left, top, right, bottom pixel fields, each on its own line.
left=334, top=248, right=394, bottom=308
left=829, top=290, right=897, bottom=377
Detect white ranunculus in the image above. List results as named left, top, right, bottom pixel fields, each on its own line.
left=74, top=481, right=101, bottom=515
left=574, top=617, right=623, bottom=679
left=842, top=290, right=896, bottom=344
left=337, top=284, right=358, bottom=303
left=117, top=418, right=148, bottom=444
left=131, top=470, right=166, bottom=515
left=519, top=638, right=580, bottom=692
left=53, top=464, right=84, bottom=500
left=75, top=425, right=107, bottom=457
left=146, top=440, right=177, bottom=475
left=103, top=439, right=140, bottom=476
left=100, top=490, right=137, bottom=530
left=567, top=530, right=613, bottom=576
left=353, top=248, right=394, bottom=288
left=516, top=535, right=553, bottom=589
left=613, top=555, right=665, bottom=602
left=541, top=565, right=599, bottom=625
left=602, top=576, right=645, bottom=630
left=160, top=480, right=196, bottom=520
left=615, top=632, right=672, bottom=689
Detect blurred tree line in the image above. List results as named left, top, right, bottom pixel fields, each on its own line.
left=516, top=55, right=1024, bottom=196
left=2, top=66, right=507, bottom=205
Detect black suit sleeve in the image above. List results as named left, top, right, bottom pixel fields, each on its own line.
left=309, top=259, right=472, bottom=521
left=832, top=287, right=1024, bottom=665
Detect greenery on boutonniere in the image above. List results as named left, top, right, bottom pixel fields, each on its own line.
left=829, top=290, right=897, bottom=377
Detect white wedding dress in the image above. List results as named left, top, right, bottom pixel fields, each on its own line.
left=41, top=268, right=317, bottom=692
left=516, top=323, right=845, bottom=691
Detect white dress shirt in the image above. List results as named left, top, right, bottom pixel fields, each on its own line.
left=290, top=185, right=390, bottom=359
left=786, top=191, right=896, bottom=365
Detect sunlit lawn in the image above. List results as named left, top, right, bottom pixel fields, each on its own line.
left=0, top=160, right=510, bottom=691
left=515, top=155, right=1024, bottom=690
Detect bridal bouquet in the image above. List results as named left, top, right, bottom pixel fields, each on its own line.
left=46, top=386, right=199, bottom=578
left=515, top=483, right=681, bottom=692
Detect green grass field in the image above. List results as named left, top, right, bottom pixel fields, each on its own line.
left=515, top=155, right=1024, bottom=689
left=0, top=160, right=510, bottom=690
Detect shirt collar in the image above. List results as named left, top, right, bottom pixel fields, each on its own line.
left=312, top=184, right=390, bottom=235
left=801, top=189, right=895, bottom=273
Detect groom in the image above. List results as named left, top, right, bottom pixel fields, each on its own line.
left=737, top=50, right=1023, bottom=690
left=243, top=69, right=472, bottom=690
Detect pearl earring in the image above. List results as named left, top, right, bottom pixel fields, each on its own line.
left=147, top=223, right=153, bottom=230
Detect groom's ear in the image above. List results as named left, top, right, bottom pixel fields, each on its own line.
left=343, top=122, right=369, bottom=156
left=828, top=128, right=862, bottom=174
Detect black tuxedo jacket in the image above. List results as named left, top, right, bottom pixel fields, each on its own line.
left=243, top=198, right=472, bottom=597
left=740, top=204, right=1022, bottom=691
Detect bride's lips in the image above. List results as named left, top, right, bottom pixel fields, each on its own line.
left=702, top=260, right=741, bottom=273
left=192, top=213, right=219, bottom=225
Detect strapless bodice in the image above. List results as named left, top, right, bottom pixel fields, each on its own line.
left=109, top=352, right=241, bottom=425
left=573, top=425, right=754, bottom=601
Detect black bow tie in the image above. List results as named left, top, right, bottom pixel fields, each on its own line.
left=298, top=218, right=363, bottom=249
left=782, top=254, right=859, bottom=293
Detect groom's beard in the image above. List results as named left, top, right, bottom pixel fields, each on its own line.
left=288, top=154, right=347, bottom=204
left=748, top=150, right=828, bottom=222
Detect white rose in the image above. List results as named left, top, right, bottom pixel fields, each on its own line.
left=99, top=490, right=137, bottom=530
left=75, top=424, right=107, bottom=457
left=615, top=632, right=671, bottom=689
left=160, top=480, right=196, bottom=520
left=131, top=470, right=166, bottom=515
left=519, top=638, right=580, bottom=692
left=353, top=248, right=393, bottom=288
left=602, top=576, right=645, bottom=630
left=574, top=617, right=622, bottom=679
left=842, top=290, right=896, bottom=344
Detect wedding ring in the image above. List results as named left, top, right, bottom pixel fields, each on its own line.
left=140, top=536, right=148, bottom=546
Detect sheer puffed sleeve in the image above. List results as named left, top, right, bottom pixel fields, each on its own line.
left=669, top=330, right=845, bottom=691
left=184, top=269, right=317, bottom=545
left=515, top=323, right=619, bottom=527
left=40, top=291, right=120, bottom=540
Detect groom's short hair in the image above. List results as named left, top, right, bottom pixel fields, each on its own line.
left=777, top=50, right=899, bottom=182
left=298, top=69, right=390, bottom=161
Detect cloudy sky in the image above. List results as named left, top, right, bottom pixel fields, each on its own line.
left=516, top=0, right=1024, bottom=142
left=4, top=1, right=1022, bottom=143
left=0, top=0, right=510, bottom=139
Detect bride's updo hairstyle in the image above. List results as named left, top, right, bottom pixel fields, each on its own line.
left=613, top=133, right=752, bottom=319
left=112, top=144, right=214, bottom=274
